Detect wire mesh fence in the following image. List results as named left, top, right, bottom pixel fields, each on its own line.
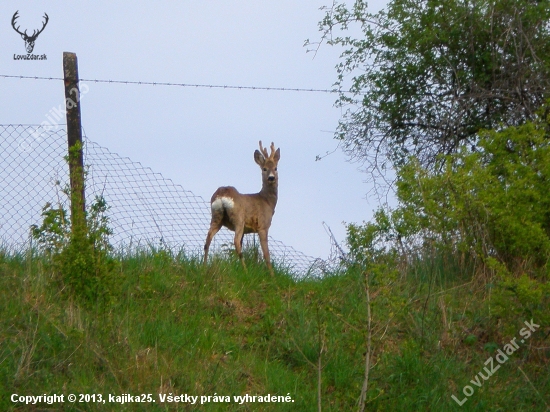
left=0, top=124, right=338, bottom=277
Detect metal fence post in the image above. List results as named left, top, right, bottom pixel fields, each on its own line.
left=63, top=52, right=86, bottom=231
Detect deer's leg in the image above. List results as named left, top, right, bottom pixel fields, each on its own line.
left=258, top=229, right=274, bottom=276
left=204, top=220, right=222, bottom=265
left=234, top=226, right=247, bottom=272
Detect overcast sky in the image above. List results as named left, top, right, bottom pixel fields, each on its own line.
left=1, top=0, right=389, bottom=260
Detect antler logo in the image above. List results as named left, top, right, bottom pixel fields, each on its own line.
left=11, top=11, right=49, bottom=53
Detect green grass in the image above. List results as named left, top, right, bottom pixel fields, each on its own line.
left=0, top=249, right=548, bottom=411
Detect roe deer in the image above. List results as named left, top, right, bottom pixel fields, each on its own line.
left=203, top=141, right=280, bottom=275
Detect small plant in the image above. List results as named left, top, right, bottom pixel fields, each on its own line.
left=31, top=195, right=118, bottom=306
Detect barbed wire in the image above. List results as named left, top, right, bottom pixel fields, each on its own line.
left=0, top=74, right=341, bottom=94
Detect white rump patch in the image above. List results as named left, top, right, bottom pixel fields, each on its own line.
left=212, top=196, right=234, bottom=211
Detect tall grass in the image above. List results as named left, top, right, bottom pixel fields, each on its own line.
left=0, top=248, right=548, bottom=411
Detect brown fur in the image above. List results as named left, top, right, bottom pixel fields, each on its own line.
left=203, top=141, right=280, bottom=275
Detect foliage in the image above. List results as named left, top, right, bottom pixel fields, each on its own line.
left=397, top=121, right=550, bottom=272
left=31, top=196, right=118, bottom=306
left=312, top=0, right=550, bottom=173
left=493, top=273, right=550, bottom=331
left=30, top=139, right=118, bottom=306
left=345, top=118, right=550, bottom=335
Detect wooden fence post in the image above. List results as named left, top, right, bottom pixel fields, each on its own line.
left=63, top=52, right=86, bottom=231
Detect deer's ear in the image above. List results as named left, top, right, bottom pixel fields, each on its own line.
left=274, top=148, right=280, bottom=162
left=254, top=150, right=265, bottom=166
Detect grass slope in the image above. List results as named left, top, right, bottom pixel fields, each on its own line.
left=0, top=250, right=548, bottom=411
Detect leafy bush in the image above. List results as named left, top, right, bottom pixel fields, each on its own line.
left=31, top=196, right=118, bottom=306
left=352, top=118, right=550, bottom=273
left=347, top=116, right=550, bottom=328
left=399, top=121, right=550, bottom=273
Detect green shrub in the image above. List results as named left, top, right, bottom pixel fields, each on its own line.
left=350, top=116, right=550, bottom=274
left=31, top=196, right=118, bottom=306
left=346, top=115, right=550, bottom=335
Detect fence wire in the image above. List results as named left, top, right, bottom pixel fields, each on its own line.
left=0, top=125, right=338, bottom=277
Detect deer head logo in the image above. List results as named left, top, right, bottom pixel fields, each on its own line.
left=11, top=11, right=49, bottom=53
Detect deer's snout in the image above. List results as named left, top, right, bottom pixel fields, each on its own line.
left=268, top=175, right=276, bottom=182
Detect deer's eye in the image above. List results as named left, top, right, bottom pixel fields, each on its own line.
left=263, top=168, right=267, bottom=172
left=274, top=168, right=277, bottom=171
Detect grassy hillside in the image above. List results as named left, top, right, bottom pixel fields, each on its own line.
left=1, top=249, right=548, bottom=411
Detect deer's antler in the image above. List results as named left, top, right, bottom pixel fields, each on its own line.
left=259, top=141, right=276, bottom=159
left=259, top=141, right=268, bottom=158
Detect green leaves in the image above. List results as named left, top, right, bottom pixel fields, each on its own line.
left=31, top=196, right=118, bottom=306
left=347, top=115, right=550, bottom=277
left=31, top=204, right=69, bottom=253
left=318, top=0, right=550, bottom=173
left=345, top=117, right=550, bottom=336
